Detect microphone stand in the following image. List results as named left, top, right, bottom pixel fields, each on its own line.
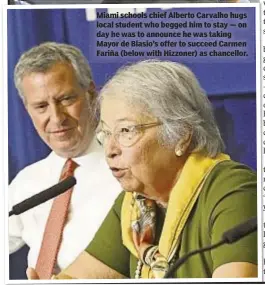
left=164, top=217, right=257, bottom=278
left=164, top=239, right=226, bottom=278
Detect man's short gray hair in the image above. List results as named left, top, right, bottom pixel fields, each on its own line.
left=100, top=60, right=225, bottom=158
left=14, top=42, right=93, bottom=101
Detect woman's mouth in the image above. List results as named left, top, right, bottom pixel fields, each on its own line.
left=110, top=167, right=127, bottom=178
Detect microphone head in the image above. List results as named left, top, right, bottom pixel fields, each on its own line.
left=11, top=176, right=77, bottom=215
left=222, top=217, right=257, bottom=244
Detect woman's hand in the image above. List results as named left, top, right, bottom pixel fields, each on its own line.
left=26, top=267, right=39, bottom=279
left=213, top=262, right=257, bottom=278
left=54, top=251, right=126, bottom=279
left=26, top=252, right=125, bottom=280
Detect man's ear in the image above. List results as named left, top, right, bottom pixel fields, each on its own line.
left=88, top=81, right=96, bottom=95
left=86, top=81, right=97, bottom=103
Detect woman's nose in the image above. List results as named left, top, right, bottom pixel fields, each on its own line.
left=105, top=135, right=122, bottom=159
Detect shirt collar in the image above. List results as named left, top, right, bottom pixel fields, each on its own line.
left=48, top=136, right=104, bottom=169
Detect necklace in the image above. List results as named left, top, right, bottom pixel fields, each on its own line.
left=135, top=260, right=143, bottom=279
left=134, top=253, right=178, bottom=279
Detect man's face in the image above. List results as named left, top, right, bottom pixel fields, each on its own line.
left=21, top=62, right=95, bottom=158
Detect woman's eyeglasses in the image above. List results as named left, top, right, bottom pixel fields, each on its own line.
left=96, top=122, right=162, bottom=147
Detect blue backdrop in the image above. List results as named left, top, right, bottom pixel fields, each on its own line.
left=8, top=7, right=257, bottom=279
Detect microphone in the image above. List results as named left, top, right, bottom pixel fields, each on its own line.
left=222, top=217, right=257, bottom=244
left=9, top=176, right=76, bottom=217
left=164, top=217, right=257, bottom=278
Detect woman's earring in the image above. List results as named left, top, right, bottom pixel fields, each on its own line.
left=175, top=149, right=183, bottom=157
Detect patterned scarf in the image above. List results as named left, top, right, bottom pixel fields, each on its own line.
left=121, top=152, right=230, bottom=278
left=131, top=194, right=168, bottom=278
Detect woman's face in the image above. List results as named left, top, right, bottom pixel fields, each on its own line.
left=100, top=95, right=185, bottom=202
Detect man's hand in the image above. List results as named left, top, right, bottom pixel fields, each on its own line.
left=26, top=267, right=40, bottom=279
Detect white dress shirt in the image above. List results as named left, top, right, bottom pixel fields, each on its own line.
left=9, top=137, right=121, bottom=270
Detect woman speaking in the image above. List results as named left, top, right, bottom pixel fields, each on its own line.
left=28, top=60, right=257, bottom=279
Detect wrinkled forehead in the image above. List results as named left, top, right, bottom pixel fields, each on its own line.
left=25, top=62, right=79, bottom=85
left=20, top=63, right=83, bottom=103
